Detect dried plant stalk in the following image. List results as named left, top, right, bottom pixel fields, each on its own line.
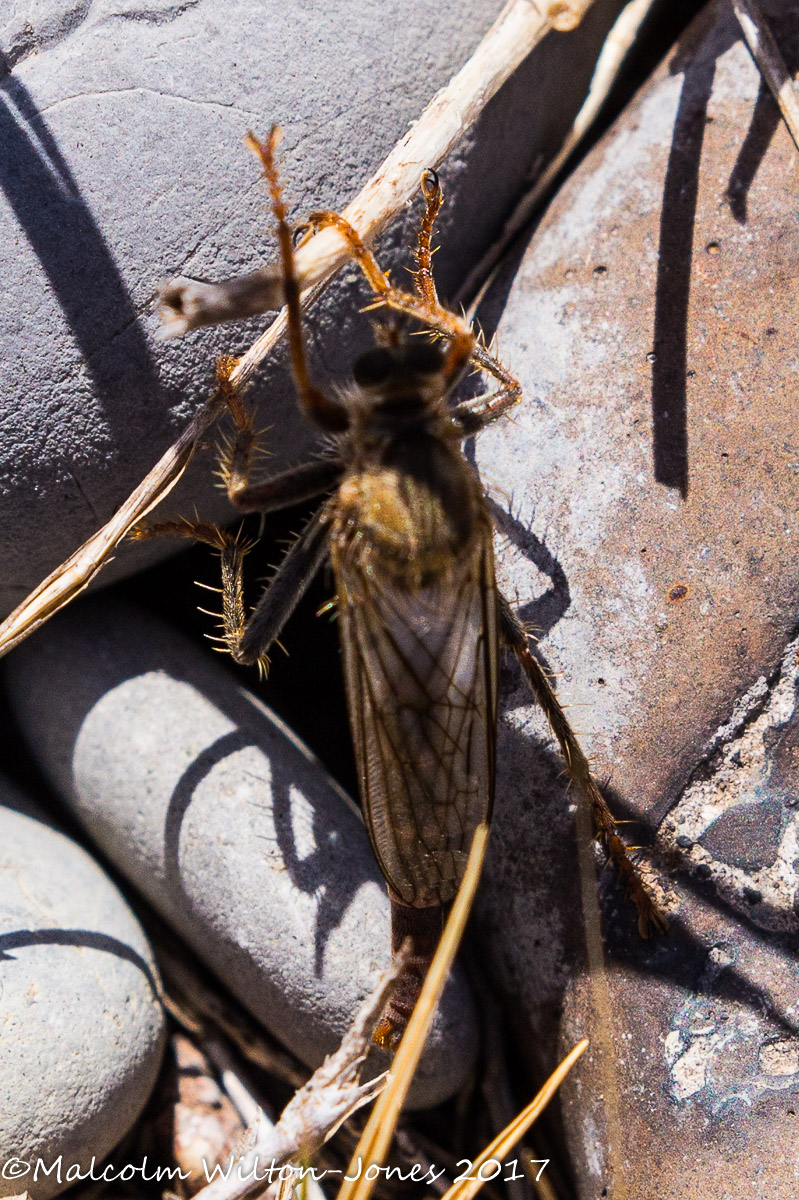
left=732, top=0, right=799, bottom=152
left=460, top=0, right=662, bottom=308
left=0, top=395, right=222, bottom=658
left=189, top=950, right=410, bottom=1200
left=440, top=1038, right=589, bottom=1200
left=159, top=0, right=598, bottom=337
left=337, top=827, right=489, bottom=1200
left=0, top=0, right=598, bottom=662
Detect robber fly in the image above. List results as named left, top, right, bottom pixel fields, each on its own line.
left=134, top=128, right=663, bottom=1046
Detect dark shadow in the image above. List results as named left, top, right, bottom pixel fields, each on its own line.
left=268, top=748, right=369, bottom=975
left=487, top=496, right=571, bottom=642
left=158, top=668, right=370, bottom=977
left=0, top=61, right=161, bottom=425
left=481, top=716, right=799, bottom=1091
left=3, top=594, right=378, bottom=979
left=650, top=59, right=714, bottom=497
left=0, top=927, right=160, bottom=996
left=599, top=730, right=799, bottom=1048
left=162, top=728, right=257, bottom=894
left=726, top=79, right=782, bottom=224
left=156, top=673, right=378, bottom=977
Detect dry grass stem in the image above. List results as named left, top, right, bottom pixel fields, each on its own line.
left=190, top=952, right=409, bottom=1200
left=337, top=826, right=489, bottom=1200
left=732, top=0, right=799, bottom=152
left=0, top=395, right=222, bottom=659
left=158, top=0, right=597, bottom=337
left=0, top=0, right=599, bottom=663
left=439, top=1039, right=589, bottom=1200
left=460, top=0, right=660, bottom=310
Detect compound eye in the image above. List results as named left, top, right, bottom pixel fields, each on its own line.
left=404, top=341, right=444, bottom=375
left=353, top=347, right=395, bottom=387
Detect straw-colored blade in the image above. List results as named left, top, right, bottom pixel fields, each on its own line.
left=440, top=1038, right=589, bottom=1200
left=0, top=398, right=220, bottom=659
left=337, top=824, right=489, bottom=1200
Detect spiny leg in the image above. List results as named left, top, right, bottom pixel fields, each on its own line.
left=411, top=168, right=522, bottom=415
left=498, top=595, right=667, bottom=936
left=237, top=503, right=331, bottom=667
left=130, top=518, right=256, bottom=666
left=450, top=382, right=521, bottom=436
left=133, top=479, right=336, bottom=674
left=212, top=352, right=343, bottom=514
left=300, top=206, right=521, bottom=413
left=245, top=127, right=348, bottom=434
left=413, top=168, right=443, bottom=307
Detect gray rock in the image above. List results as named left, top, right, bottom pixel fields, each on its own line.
left=3, top=597, right=479, bottom=1108
left=0, top=779, right=165, bottom=1200
left=470, top=0, right=799, bottom=1194
left=0, top=0, right=631, bottom=617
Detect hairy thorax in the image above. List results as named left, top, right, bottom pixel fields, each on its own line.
left=331, top=428, right=484, bottom=589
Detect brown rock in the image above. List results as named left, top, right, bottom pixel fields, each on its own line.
left=473, top=1, right=799, bottom=1194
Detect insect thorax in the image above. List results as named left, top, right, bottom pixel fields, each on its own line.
left=332, top=419, right=484, bottom=589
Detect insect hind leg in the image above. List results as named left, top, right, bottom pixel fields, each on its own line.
left=498, top=594, right=666, bottom=936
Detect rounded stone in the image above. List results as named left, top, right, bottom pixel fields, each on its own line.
left=469, top=0, right=799, bottom=1193
left=3, top=597, right=479, bottom=1108
left=0, top=779, right=165, bottom=1200
left=0, top=0, right=633, bottom=617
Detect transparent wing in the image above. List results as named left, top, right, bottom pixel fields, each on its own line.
left=337, top=532, right=498, bottom=907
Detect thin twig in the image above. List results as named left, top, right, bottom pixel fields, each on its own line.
left=0, top=0, right=597, bottom=662
left=732, top=0, right=799, bottom=153
left=337, top=826, right=489, bottom=1200
left=203, top=1038, right=329, bottom=1200
left=158, top=0, right=597, bottom=336
left=190, top=952, right=409, bottom=1200
left=438, top=1040, right=589, bottom=1200
left=460, top=0, right=661, bottom=312
left=464, top=955, right=533, bottom=1200
left=204, top=1038, right=264, bottom=1129
left=0, top=394, right=222, bottom=658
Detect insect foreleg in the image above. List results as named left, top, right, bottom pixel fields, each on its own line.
left=498, top=595, right=666, bottom=937
left=246, top=128, right=348, bottom=434
left=302, top=201, right=521, bottom=420
left=133, top=485, right=333, bottom=673
left=237, top=504, right=331, bottom=668
left=451, top=381, right=521, bottom=435
left=413, top=168, right=444, bottom=307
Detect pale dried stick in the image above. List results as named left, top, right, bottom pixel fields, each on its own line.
left=337, top=826, right=489, bottom=1200
left=190, top=952, right=409, bottom=1200
left=203, top=1038, right=264, bottom=1128
left=204, top=1039, right=328, bottom=1200
left=459, top=0, right=661, bottom=310
left=439, top=1039, right=589, bottom=1200
left=0, top=393, right=223, bottom=658
left=159, top=0, right=598, bottom=337
left=732, top=0, right=799, bottom=153
left=0, top=0, right=596, bottom=661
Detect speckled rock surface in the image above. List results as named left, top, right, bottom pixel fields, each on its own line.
left=3, top=597, right=479, bottom=1109
left=0, top=778, right=164, bottom=1200
left=470, top=0, right=799, bottom=1194
left=0, top=0, right=629, bottom=618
